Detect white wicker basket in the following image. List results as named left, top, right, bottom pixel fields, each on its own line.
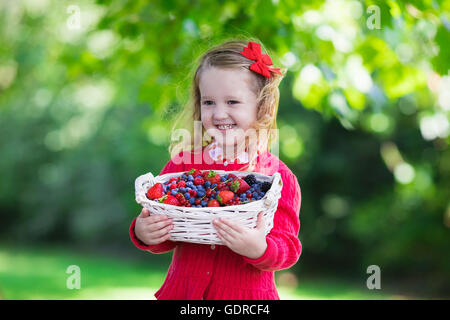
left=135, top=170, right=283, bottom=245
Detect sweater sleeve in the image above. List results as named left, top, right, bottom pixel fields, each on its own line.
left=243, top=168, right=302, bottom=271
left=129, top=154, right=185, bottom=254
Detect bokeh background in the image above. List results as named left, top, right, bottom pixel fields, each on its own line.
left=1, top=0, right=449, bottom=300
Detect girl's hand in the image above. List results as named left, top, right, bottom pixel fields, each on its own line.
left=212, top=212, right=267, bottom=259
left=135, top=208, right=174, bottom=245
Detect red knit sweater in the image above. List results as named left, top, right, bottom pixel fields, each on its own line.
left=129, top=148, right=302, bottom=300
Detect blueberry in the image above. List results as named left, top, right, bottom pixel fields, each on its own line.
left=171, top=190, right=177, bottom=196
left=259, top=192, right=265, bottom=197
left=197, top=191, right=205, bottom=197
left=224, top=174, right=229, bottom=180
left=179, top=187, right=186, bottom=193
left=221, top=176, right=226, bottom=182
left=181, top=174, right=187, bottom=180
left=196, top=204, right=202, bottom=208
left=189, top=198, right=195, bottom=204
left=204, top=181, right=211, bottom=188
left=195, top=176, right=202, bottom=179
left=186, top=181, right=193, bottom=188
left=188, top=175, right=194, bottom=181
left=184, top=192, right=190, bottom=199
left=201, top=200, right=207, bottom=207
left=212, top=183, right=217, bottom=189
left=246, top=190, right=251, bottom=194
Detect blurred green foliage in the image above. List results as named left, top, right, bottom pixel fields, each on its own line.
left=0, top=0, right=449, bottom=296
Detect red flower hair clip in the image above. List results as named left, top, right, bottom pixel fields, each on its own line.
left=240, top=42, right=282, bottom=78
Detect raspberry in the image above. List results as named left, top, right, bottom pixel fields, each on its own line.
left=188, top=190, right=197, bottom=198
left=194, top=178, right=204, bottom=185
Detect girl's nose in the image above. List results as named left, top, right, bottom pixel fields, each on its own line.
left=213, top=103, right=229, bottom=120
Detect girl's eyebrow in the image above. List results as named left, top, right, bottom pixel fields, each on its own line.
left=201, top=95, right=241, bottom=100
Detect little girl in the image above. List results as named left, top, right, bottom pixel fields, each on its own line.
left=129, top=39, right=302, bottom=300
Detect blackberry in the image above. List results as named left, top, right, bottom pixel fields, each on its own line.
left=244, top=174, right=257, bottom=186
left=261, top=181, right=272, bottom=193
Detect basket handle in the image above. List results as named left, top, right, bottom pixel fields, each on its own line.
left=264, top=172, right=282, bottom=208
left=135, top=172, right=156, bottom=204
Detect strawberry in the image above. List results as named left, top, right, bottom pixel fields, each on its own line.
left=160, top=195, right=180, bottom=206
left=230, top=179, right=250, bottom=194
left=146, top=183, right=163, bottom=200
left=186, top=168, right=202, bottom=177
left=216, top=191, right=235, bottom=205
left=202, top=170, right=211, bottom=178
left=228, top=173, right=238, bottom=180
left=207, top=199, right=220, bottom=207
left=187, top=169, right=201, bottom=177
left=205, top=170, right=221, bottom=185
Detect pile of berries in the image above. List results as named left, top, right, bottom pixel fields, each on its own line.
left=146, top=169, right=272, bottom=208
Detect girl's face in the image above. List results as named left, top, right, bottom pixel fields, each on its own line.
left=199, top=67, right=259, bottom=148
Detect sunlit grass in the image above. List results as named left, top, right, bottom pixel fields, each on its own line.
left=0, top=244, right=397, bottom=300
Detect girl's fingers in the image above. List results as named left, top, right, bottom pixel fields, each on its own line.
left=149, top=223, right=173, bottom=238
left=152, top=232, right=172, bottom=244
left=217, top=229, right=234, bottom=244
left=147, top=214, right=169, bottom=225
left=148, top=218, right=173, bottom=232
left=217, top=218, right=242, bottom=234
left=217, top=230, right=231, bottom=245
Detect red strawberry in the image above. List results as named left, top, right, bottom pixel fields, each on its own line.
left=202, top=170, right=210, bottom=178
left=160, top=195, right=180, bottom=206
left=228, top=173, right=238, bottom=180
left=146, top=183, right=163, bottom=200
left=216, top=191, right=235, bottom=205
left=205, top=170, right=221, bottom=185
left=207, top=199, right=220, bottom=207
left=230, top=179, right=250, bottom=194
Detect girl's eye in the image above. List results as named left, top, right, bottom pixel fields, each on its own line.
left=203, top=101, right=214, bottom=105
left=228, top=100, right=239, bottom=105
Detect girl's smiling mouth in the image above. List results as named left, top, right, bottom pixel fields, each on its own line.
left=216, top=124, right=237, bottom=131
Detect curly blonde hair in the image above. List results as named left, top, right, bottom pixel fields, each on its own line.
left=169, top=37, right=286, bottom=171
